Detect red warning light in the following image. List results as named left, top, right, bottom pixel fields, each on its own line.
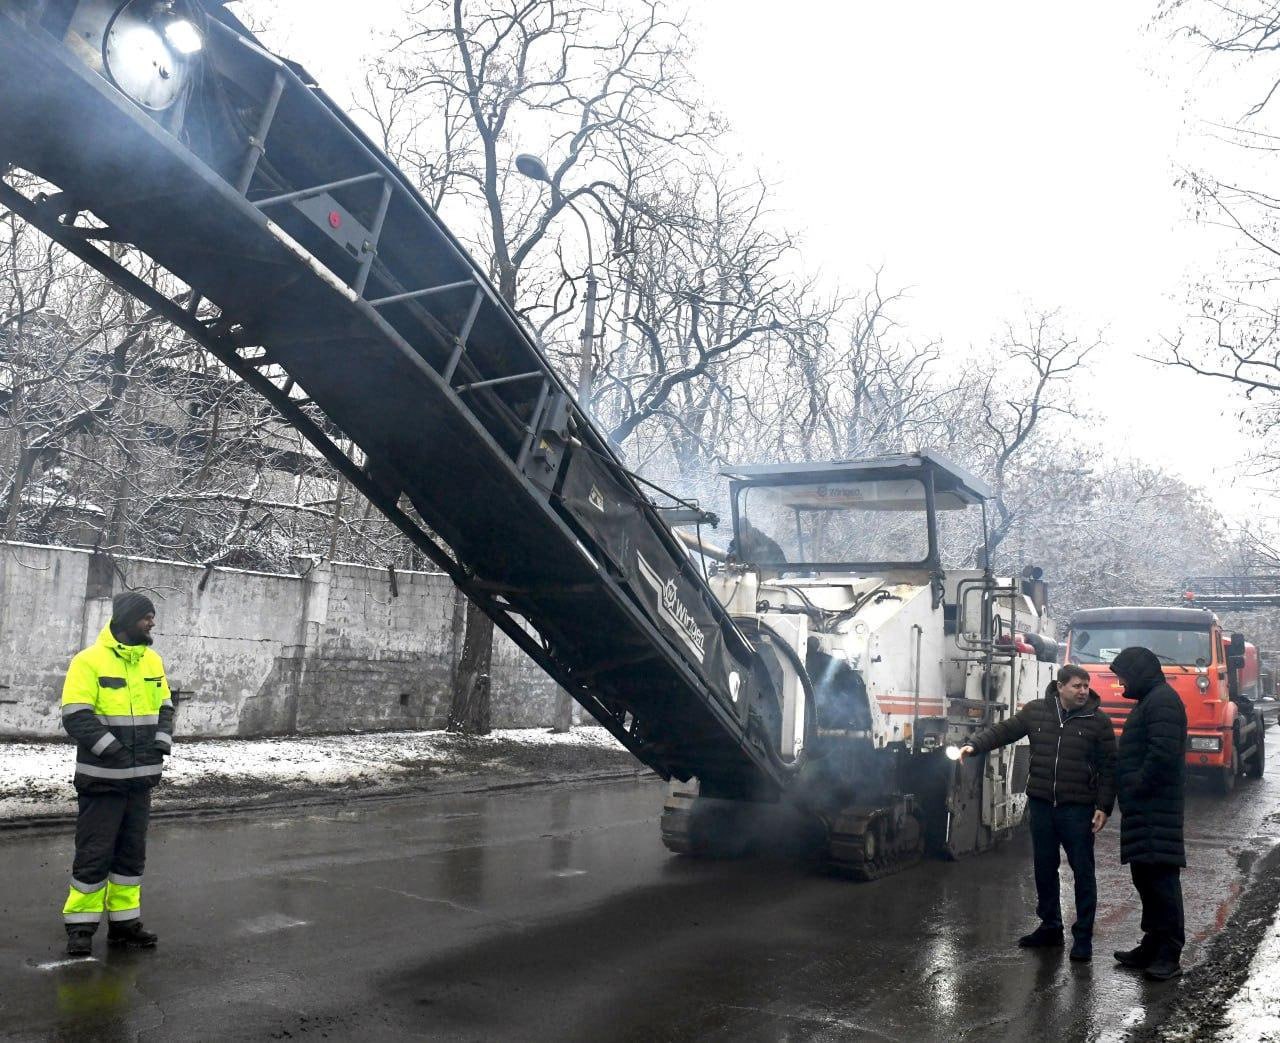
left=1183, top=591, right=1195, bottom=601
left=328, top=211, right=342, bottom=229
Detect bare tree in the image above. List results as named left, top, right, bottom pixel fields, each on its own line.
left=968, top=311, right=1101, bottom=557
left=1153, top=2, right=1280, bottom=469
left=368, top=0, right=715, bottom=732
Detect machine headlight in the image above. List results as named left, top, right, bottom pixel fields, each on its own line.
left=1189, top=736, right=1222, bottom=753
left=99, top=1, right=202, bottom=111
left=163, top=17, right=204, bottom=55
left=1196, top=674, right=1210, bottom=693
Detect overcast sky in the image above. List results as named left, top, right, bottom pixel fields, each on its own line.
left=247, top=1, right=1268, bottom=521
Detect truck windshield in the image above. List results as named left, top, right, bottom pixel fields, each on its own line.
left=736, top=478, right=930, bottom=566
left=1068, top=625, right=1211, bottom=667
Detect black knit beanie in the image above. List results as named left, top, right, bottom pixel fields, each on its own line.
left=111, top=591, right=156, bottom=630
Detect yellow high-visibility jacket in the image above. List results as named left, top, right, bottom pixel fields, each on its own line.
left=61, top=624, right=174, bottom=787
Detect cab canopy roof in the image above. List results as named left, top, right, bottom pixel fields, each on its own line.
left=722, top=452, right=990, bottom=511
left=1069, top=606, right=1218, bottom=628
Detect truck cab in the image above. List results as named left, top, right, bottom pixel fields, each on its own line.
left=1064, top=606, right=1265, bottom=793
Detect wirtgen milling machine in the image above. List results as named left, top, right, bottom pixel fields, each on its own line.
left=662, top=456, right=1056, bottom=877
left=0, top=0, right=1055, bottom=879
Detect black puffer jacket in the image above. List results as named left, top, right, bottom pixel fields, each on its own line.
left=968, top=684, right=1117, bottom=813
left=1112, top=647, right=1187, bottom=867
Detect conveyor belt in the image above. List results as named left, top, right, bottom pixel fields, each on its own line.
left=0, top=2, right=789, bottom=800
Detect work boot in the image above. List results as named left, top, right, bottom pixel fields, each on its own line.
left=65, top=930, right=94, bottom=957
left=1113, top=942, right=1157, bottom=969
left=1069, top=938, right=1092, bottom=962
left=1143, top=953, right=1183, bottom=981
left=1018, top=926, right=1064, bottom=948
left=107, top=921, right=158, bottom=948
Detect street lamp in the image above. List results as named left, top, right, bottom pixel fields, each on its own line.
left=515, top=153, right=599, bottom=736
left=514, top=152, right=598, bottom=407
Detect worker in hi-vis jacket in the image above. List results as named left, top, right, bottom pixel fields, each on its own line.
left=60, top=591, right=174, bottom=957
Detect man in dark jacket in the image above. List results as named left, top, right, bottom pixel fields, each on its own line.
left=1110, top=646, right=1188, bottom=981
left=960, top=664, right=1117, bottom=961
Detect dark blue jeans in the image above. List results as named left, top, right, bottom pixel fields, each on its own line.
left=1027, top=797, right=1096, bottom=941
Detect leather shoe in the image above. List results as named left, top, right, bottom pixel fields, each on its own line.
left=1069, top=939, right=1092, bottom=962
left=1114, top=944, right=1156, bottom=969
left=65, top=930, right=93, bottom=957
left=1143, top=957, right=1182, bottom=981
left=1018, top=926, right=1064, bottom=948
left=107, top=921, right=158, bottom=948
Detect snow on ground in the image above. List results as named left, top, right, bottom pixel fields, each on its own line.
left=0, top=727, right=635, bottom=821
left=1218, top=910, right=1280, bottom=1042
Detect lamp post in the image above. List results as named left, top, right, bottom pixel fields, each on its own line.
left=515, top=153, right=598, bottom=408
left=515, top=153, right=598, bottom=733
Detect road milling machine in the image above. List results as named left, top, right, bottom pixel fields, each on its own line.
left=0, top=0, right=1055, bottom=879
left=661, top=457, right=1057, bottom=876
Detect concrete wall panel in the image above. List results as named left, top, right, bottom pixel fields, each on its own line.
left=0, top=543, right=561, bottom=738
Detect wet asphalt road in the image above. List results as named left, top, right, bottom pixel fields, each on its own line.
left=1, top=768, right=1279, bottom=1043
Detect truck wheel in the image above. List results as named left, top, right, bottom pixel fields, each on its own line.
left=1215, top=738, right=1239, bottom=795
left=1246, top=716, right=1266, bottom=779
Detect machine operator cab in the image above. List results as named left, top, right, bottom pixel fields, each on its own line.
left=716, top=452, right=1053, bottom=659
left=706, top=451, right=1051, bottom=749
left=723, top=452, right=988, bottom=585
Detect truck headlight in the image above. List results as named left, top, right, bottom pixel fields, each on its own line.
left=1189, top=736, right=1221, bottom=753
left=1196, top=674, right=1210, bottom=693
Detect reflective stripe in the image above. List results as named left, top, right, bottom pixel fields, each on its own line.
left=98, top=714, right=159, bottom=726
left=74, top=763, right=164, bottom=780
left=106, top=880, right=142, bottom=922
left=71, top=877, right=106, bottom=894
left=90, top=732, right=119, bottom=756
left=62, top=703, right=96, bottom=717
left=161, top=699, right=174, bottom=709
left=64, top=881, right=106, bottom=920
left=155, top=732, right=172, bottom=746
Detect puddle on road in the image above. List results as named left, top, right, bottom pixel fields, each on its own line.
left=1094, top=1004, right=1146, bottom=1043
left=240, top=912, right=310, bottom=935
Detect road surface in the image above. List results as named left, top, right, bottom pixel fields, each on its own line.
left=1, top=769, right=1278, bottom=1041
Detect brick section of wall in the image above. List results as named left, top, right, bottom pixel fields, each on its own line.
left=0, top=542, right=559, bottom=738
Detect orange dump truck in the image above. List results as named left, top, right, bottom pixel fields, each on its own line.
left=1064, top=607, right=1270, bottom=794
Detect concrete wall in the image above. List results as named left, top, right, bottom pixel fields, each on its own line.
left=0, top=541, right=560, bottom=738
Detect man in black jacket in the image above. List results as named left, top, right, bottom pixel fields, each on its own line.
left=960, top=664, right=1117, bottom=961
left=1110, top=646, right=1188, bottom=982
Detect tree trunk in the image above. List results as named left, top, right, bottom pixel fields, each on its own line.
left=449, top=598, right=493, bottom=734
left=445, top=269, right=518, bottom=734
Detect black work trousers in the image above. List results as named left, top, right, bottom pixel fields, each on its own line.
left=70, top=785, right=151, bottom=933
left=1129, top=861, right=1184, bottom=958
left=1027, top=797, right=1096, bottom=941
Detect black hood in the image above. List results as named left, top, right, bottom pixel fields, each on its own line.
left=1109, top=646, right=1166, bottom=700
